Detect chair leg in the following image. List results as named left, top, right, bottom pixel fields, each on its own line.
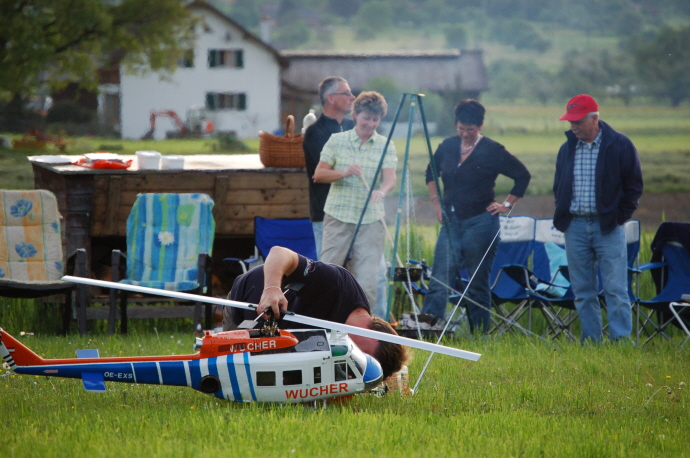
left=75, top=248, right=88, bottom=336
left=120, top=291, right=128, bottom=334
left=62, top=290, right=73, bottom=335
left=670, top=303, right=690, bottom=348
left=108, top=287, right=118, bottom=335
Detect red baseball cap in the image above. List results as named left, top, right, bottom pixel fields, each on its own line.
left=559, top=94, right=598, bottom=121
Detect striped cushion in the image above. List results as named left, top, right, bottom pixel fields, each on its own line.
left=121, top=193, right=215, bottom=291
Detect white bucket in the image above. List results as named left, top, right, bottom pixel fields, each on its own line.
left=136, top=151, right=161, bottom=170
left=160, top=155, right=185, bottom=170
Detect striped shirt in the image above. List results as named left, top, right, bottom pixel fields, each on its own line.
left=321, top=129, right=397, bottom=224
left=570, top=130, right=602, bottom=216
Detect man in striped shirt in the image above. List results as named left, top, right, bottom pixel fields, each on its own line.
left=553, top=94, right=643, bottom=344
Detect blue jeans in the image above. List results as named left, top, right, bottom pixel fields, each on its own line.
left=311, top=221, right=323, bottom=260
left=564, top=216, right=631, bottom=343
left=422, top=211, right=499, bottom=333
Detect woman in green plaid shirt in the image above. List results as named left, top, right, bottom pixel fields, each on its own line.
left=313, top=91, right=397, bottom=308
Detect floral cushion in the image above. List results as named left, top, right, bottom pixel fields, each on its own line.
left=0, top=190, right=63, bottom=283
left=120, top=193, right=215, bottom=291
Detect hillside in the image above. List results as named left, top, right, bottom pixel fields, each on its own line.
left=213, top=0, right=690, bottom=106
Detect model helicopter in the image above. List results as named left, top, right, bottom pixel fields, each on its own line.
left=1, top=276, right=481, bottom=404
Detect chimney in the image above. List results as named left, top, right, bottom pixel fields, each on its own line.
left=260, top=15, right=271, bottom=43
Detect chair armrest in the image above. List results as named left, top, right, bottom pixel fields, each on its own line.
left=555, top=265, right=570, bottom=282
left=638, top=261, right=666, bottom=272
left=111, top=250, right=126, bottom=282
left=197, top=253, right=212, bottom=295
left=65, top=248, right=88, bottom=277
left=223, top=257, right=259, bottom=274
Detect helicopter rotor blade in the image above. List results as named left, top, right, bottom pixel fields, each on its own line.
left=62, top=276, right=481, bottom=362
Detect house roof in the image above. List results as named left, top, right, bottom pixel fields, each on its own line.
left=280, top=50, right=488, bottom=94
left=188, top=1, right=288, bottom=68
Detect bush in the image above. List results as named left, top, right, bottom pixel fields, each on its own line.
left=490, top=19, right=551, bottom=53
left=444, top=24, right=468, bottom=49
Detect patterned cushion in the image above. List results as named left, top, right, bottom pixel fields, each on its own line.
left=121, top=193, right=215, bottom=291
left=0, top=190, right=63, bottom=283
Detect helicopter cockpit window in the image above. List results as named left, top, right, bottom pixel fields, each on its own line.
left=349, top=344, right=366, bottom=377
left=283, top=369, right=303, bottom=386
left=334, top=360, right=357, bottom=381
left=256, top=371, right=276, bottom=386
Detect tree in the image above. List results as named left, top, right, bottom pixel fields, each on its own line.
left=634, top=26, right=690, bottom=107
left=0, top=0, right=195, bottom=100
left=354, top=0, right=393, bottom=40
left=273, top=20, right=312, bottom=49
left=488, top=59, right=556, bottom=105
left=556, top=50, right=610, bottom=100
left=444, top=24, right=467, bottom=50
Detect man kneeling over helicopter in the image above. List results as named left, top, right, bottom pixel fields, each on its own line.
left=223, top=246, right=408, bottom=379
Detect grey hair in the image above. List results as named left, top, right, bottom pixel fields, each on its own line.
left=586, top=111, right=599, bottom=119
left=318, top=76, right=347, bottom=106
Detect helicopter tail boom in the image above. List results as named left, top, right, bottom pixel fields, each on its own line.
left=0, top=328, right=44, bottom=369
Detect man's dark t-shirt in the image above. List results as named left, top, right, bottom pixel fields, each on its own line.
left=303, top=115, right=354, bottom=222
left=229, top=255, right=370, bottom=325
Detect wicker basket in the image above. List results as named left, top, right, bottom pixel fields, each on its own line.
left=258, top=115, right=305, bottom=168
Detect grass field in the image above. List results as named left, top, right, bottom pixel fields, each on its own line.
left=1, top=328, right=688, bottom=457
left=1, top=102, right=688, bottom=455
left=3, top=105, right=688, bottom=195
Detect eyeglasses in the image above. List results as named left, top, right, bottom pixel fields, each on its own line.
left=332, top=91, right=353, bottom=97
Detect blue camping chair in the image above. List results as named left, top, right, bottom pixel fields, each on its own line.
left=637, top=222, right=690, bottom=346
left=489, top=215, right=536, bottom=335
left=225, top=217, right=317, bottom=273
left=502, top=219, right=576, bottom=340
left=109, top=193, right=215, bottom=334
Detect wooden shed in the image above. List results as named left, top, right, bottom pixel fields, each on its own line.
left=280, top=49, right=489, bottom=120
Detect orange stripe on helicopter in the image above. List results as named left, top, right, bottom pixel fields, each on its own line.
left=0, top=328, right=298, bottom=366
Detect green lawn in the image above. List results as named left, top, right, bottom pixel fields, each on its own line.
left=1, top=329, right=687, bottom=457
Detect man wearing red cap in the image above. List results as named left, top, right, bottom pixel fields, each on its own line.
left=553, top=94, right=643, bottom=344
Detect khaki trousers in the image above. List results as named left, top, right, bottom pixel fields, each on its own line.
left=321, top=214, right=385, bottom=308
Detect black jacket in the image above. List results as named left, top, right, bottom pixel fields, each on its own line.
left=426, top=136, right=531, bottom=220
left=302, top=115, right=354, bottom=222
left=553, top=120, right=643, bottom=235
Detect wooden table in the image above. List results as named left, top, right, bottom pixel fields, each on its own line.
left=30, top=154, right=310, bottom=278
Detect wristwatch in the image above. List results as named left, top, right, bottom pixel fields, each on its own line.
left=502, top=201, right=512, bottom=208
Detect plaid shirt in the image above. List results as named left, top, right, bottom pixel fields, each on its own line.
left=321, top=129, right=397, bottom=224
left=570, top=130, right=602, bottom=216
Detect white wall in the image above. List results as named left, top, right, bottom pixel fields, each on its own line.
left=119, top=8, right=281, bottom=140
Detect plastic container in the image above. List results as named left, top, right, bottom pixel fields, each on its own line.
left=160, top=155, right=185, bottom=170
left=383, top=365, right=411, bottom=395
left=136, top=151, right=161, bottom=170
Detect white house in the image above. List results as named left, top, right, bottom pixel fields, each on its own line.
left=113, top=1, right=287, bottom=140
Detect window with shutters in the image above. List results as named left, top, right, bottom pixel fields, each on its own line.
left=205, top=92, right=247, bottom=111
left=207, top=49, right=244, bottom=68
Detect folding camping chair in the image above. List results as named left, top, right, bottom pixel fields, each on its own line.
left=501, top=219, right=576, bottom=340
left=489, top=215, right=536, bottom=336
left=108, top=193, right=215, bottom=334
left=224, top=216, right=318, bottom=273
left=0, top=189, right=87, bottom=334
left=637, top=222, right=690, bottom=346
